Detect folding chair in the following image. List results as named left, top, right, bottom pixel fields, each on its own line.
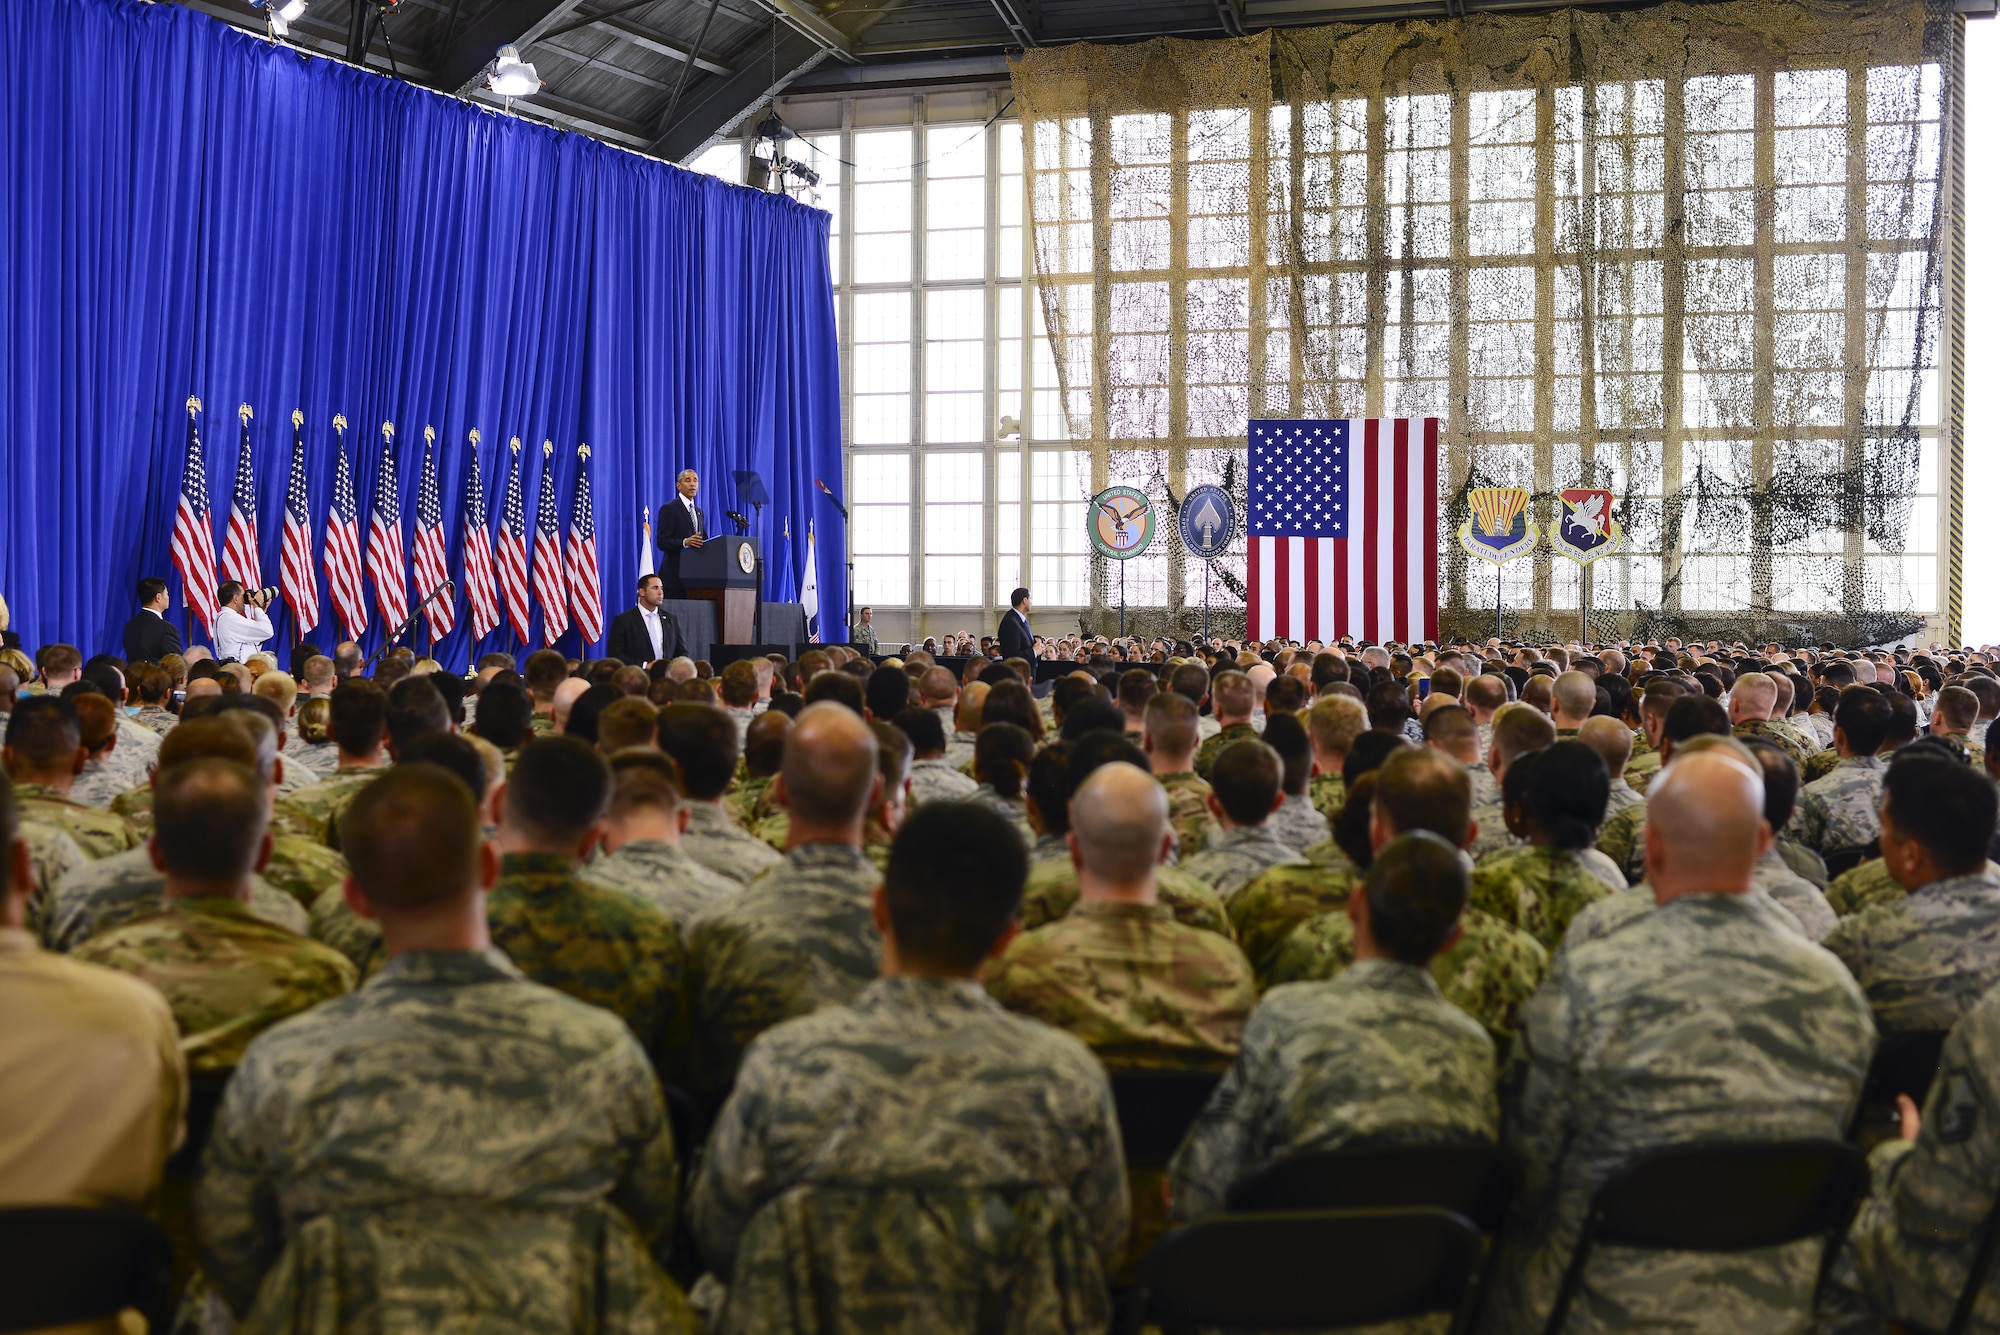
left=1108, top=1069, right=1221, bottom=1171
left=1226, top=1140, right=1515, bottom=1231
left=1850, top=1029, right=1950, bottom=1141
left=1127, top=1207, right=1484, bottom=1335
left=1942, top=1190, right=2000, bottom=1335
left=1539, top=1140, right=1867, bottom=1335
left=0, top=1204, right=174, bottom=1334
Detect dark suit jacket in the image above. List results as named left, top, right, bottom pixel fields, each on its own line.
left=997, top=607, right=1036, bottom=661
left=655, top=499, right=706, bottom=597
left=606, top=605, right=676, bottom=666
left=122, top=611, right=182, bottom=664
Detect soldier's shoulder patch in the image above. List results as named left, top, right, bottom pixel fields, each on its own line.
left=1938, top=1067, right=1982, bottom=1145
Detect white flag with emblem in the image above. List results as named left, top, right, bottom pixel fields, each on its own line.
left=798, top=520, right=820, bottom=643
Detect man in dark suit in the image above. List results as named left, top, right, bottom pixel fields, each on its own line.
left=122, top=576, right=182, bottom=663
left=655, top=468, right=707, bottom=597
left=996, top=587, right=1037, bottom=662
left=606, top=573, right=678, bottom=666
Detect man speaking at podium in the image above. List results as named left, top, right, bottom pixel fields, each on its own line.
left=655, top=468, right=707, bottom=597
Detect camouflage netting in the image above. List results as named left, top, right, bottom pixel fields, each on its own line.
left=1010, top=0, right=1952, bottom=648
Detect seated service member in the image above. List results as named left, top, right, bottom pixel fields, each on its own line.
left=589, top=748, right=736, bottom=930
left=1178, top=739, right=1309, bottom=899
left=656, top=704, right=782, bottom=886
left=691, top=801, right=1127, bottom=1332
left=195, top=766, right=696, bottom=1331
left=1487, top=751, right=1875, bottom=1335
left=1170, top=831, right=1497, bottom=1219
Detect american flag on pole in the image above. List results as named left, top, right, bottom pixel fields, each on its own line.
left=171, top=398, right=219, bottom=637
left=496, top=438, right=532, bottom=645
left=324, top=416, right=366, bottom=640
left=367, top=423, right=409, bottom=631
left=411, top=427, right=455, bottom=641
left=532, top=441, right=569, bottom=645
left=565, top=445, right=603, bottom=645
left=461, top=429, right=500, bottom=642
left=221, top=404, right=262, bottom=589
left=280, top=410, right=320, bottom=635
left=1246, top=417, right=1439, bottom=644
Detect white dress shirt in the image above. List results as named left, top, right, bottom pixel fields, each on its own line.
left=681, top=495, right=702, bottom=538
left=639, top=604, right=665, bottom=660
left=215, top=604, right=273, bottom=663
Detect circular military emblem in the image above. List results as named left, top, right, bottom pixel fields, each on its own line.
left=736, top=540, right=756, bottom=575
left=1089, top=486, right=1154, bottom=561
left=1178, top=484, right=1238, bottom=558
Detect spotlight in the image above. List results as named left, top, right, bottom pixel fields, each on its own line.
left=486, top=45, right=541, bottom=99
left=252, top=0, right=307, bottom=37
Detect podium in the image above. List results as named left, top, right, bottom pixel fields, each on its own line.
left=682, top=535, right=760, bottom=644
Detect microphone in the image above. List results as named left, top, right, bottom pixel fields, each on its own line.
left=814, top=477, right=834, bottom=496
left=813, top=477, right=849, bottom=520
left=726, top=510, right=750, bottom=529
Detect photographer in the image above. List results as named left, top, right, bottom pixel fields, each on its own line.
left=215, top=580, right=275, bottom=664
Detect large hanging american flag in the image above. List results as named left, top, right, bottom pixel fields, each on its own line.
left=221, top=404, right=262, bottom=589
left=411, top=427, right=455, bottom=641
left=496, top=438, right=532, bottom=644
left=367, top=423, right=409, bottom=631
left=171, top=398, right=219, bottom=637
left=461, top=429, right=500, bottom=641
left=565, top=444, right=603, bottom=644
left=1246, top=417, right=1439, bottom=645
left=280, top=410, right=320, bottom=635
left=531, top=441, right=569, bottom=645
left=324, top=418, right=366, bottom=641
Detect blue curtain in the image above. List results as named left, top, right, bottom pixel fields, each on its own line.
left=0, top=0, right=844, bottom=664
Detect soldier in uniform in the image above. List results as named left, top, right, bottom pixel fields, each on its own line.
left=276, top=679, right=390, bottom=846
left=1827, top=856, right=1907, bottom=919
left=72, top=757, right=354, bottom=1073
left=1179, top=737, right=1309, bottom=899
left=1621, top=680, right=1686, bottom=795
left=726, top=709, right=790, bottom=826
left=690, top=801, right=1127, bottom=1330
left=1192, top=670, right=1259, bottom=780
left=685, top=702, right=887, bottom=1099
left=19, top=819, right=85, bottom=940
left=657, top=704, right=782, bottom=886
left=1792, top=685, right=1891, bottom=867
left=68, top=691, right=147, bottom=810
left=194, top=765, right=697, bottom=1331
left=1426, top=703, right=1501, bottom=811
left=1597, top=694, right=1732, bottom=885
left=487, top=736, right=689, bottom=1080
left=1741, top=738, right=1838, bottom=940
left=1469, top=741, right=1616, bottom=952
left=1171, top=832, right=1498, bottom=1220
left=1927, top=684, right=1986, bottom=768
left=1467, top=703, right=1555, bottom=861
left=1262, top=713, right=1332, bottom=853
left=1825, top=752, right=2000, bottom=1034
left=941, top=681, right=985, bottom=772
left=1486, top=752, right=1875, bottom=1335
left=893, top=707, right=976, bottom=811
left=591, top=748, right=737, bottom=930
left=1578, top=716, right=1643, bottom=823
left=1829, top=977, right=2000, bottom=1332
left=1144, top=691, right=1217, bottom=860
left=0, top=695, right=140, bottom=860
left=1306, top=693, right=1366, bottom=823
left=1262, top=749, right=1547, bottom=1050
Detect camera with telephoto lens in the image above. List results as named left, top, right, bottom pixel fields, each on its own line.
left=245, top=586, right=279, bottom=608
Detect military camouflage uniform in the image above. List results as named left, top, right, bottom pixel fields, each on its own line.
left=1624, top=746, right=1665, bottom=795
left=194, top=949, right=695, bottom=1331
left=985, top=900, right=1254, bottom=1073
left=276, top=767, right=381, bottom=848
left=1734, top=717, right=1808, bottom=767
left=1169, top=959, right=1498, bottom=1220
left=1192, top=722, right=1258, bottom=780
left=1469, top=845, right=1618, bottom=952
left=1828, top=858, right=1907, bottom=919
left=282, top=734, right=338, bottom=780
left=906, top=757, right=976, bottom=809
left=44, top=846, right=310, bottom=952
left=1804, top=747, right=1843, bottom=785
left=1228, top=860, right=1363, bottom=984
left=1309, top=770, right=1346, bottom=824
left=309, top=883, right=384, bottom=981
left=71, top=757, right=135, bottom=810
left=1830, top=977, right=2000, bottom=1333
left=941, top=729, right=977, bottom=772
left=488, top=851, right=689, bottom=1078
left=134, top=704, right=179, bottom=738
left=1180, top=827, right=1310, bottom=901
left=685, top=842, right=883, bottom=1099
left=530, top=712, right=558, bottom=737
left=109, top=783, right=152, bottom=834
left=1019, top=859, right=1231, bottom=938
left=1268, top=793, right=1330, bottom=855
left=1601, top=777, right=1643, bottom=823
left=20, top=820, right=86, bottom=939
left=1595, top=801, right=1648, bottom=886
left=103, top=775, right=348, bottom=905
left=1159, top=771, right=1216, bottom=859
left=1825, top=867, right=2000, bottom=1034
left=589, top=838, right=737, bottom=931
left=1559, top=886, right=1810, bottom=956
left=1792, top=755, right=1886, bottom=862
left=72, top=896, right=355, bottom=1073
left=724, top=774, right=775, bottom=830
left=681, top=800, right=783, bottom=886
left=962, top=783, right=1035, bottom=845
left=849, top=622, right=879, bottom=653
left=1752, top=846, right=1837, bottom=942
left=1771, top=715, right=1823, bottom=757
left=1464, top=759, right=1503, bottom=812
left=690, top=974, right=1127, bottom=1323
left=1487, top=893, right=1875, bottom=1335
left=1778, top=835, right=1830, bottom=889
left=1266, top=905, right=1548, bottom=1051
left=12, top=783, right=139, bottom=861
